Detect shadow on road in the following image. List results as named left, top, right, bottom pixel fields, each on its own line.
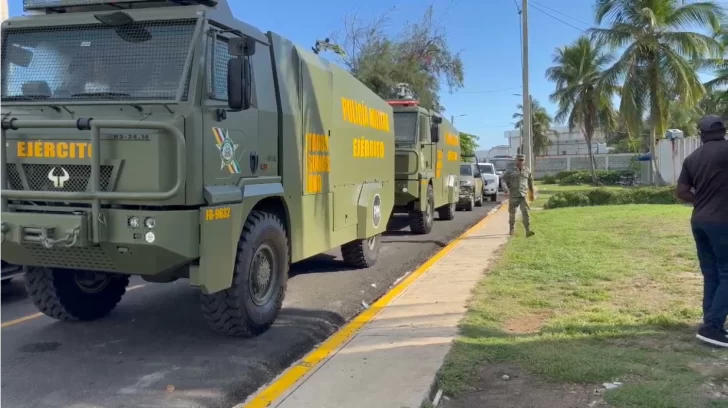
left=1, top=278, right=27, bottom=304
left=290, top=253, right=357, bottom=277
left=4, top=283, right=347, bottom=408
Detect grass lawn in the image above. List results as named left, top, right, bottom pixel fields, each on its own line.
left=437, top=204, right=728, bottom=408
left=532, top=182, right=629, bottom=208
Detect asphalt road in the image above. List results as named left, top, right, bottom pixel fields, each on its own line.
left=1, top=198, right=500, bottom=408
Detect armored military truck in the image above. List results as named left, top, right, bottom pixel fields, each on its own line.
left=388, top=100, right=460, bottom=234
left=0, top=0, right=395, bottom=337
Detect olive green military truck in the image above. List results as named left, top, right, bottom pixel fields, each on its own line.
left=388, top=100, right=460, bottom=234
left=0, top=0, right=395, bottom=337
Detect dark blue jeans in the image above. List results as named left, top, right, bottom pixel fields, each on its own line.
left=692, top=221, right=728, bottom=330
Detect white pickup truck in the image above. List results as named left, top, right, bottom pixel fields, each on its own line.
left=477, top=162, right=499, bottom=201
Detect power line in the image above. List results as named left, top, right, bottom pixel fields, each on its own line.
left=529, top=2, right=586, bottom=33
left=530, top=0, right=592, bottom=28
left=459, top=86, right=522, bottom=94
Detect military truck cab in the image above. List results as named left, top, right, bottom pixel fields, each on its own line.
left=1, top=0, right=394, bottom=336
left=388, top=100, right=460, bottom=234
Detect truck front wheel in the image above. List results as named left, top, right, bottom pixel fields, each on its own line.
left=409, top=185, right=434, bottom=234
left=25, top=267, right=130, bottom=321
left=341, top=233, right=381, bottom=268
left=201, top=211, right=289, bottom=337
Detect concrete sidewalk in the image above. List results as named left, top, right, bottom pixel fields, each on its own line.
left=262, top=204, right=511, bottom=408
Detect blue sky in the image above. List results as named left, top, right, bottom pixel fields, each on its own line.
left=5, top=0, right=720, bottom=150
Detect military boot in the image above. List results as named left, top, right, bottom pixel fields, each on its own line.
left=526, top=230, right=535, bottom=237
left=509, top=226, right=515, bottom=236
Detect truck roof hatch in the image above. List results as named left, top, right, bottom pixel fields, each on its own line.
left=23, top=0, right=221, bottom=13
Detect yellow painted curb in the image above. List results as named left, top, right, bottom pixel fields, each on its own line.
left=241, top=202, right=509, bottom=408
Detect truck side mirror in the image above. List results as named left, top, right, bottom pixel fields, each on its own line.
left=430, top=124, right=440, bottom=143
left=227, top=57, right=252, bottom=111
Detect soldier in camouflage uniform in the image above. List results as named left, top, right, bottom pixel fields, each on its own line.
left=503, top=154, right=535, bottom=237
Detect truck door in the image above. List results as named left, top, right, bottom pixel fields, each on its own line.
left=203, top=29, right=260, bottom=184
left=419, top=114, right=438, bottom=199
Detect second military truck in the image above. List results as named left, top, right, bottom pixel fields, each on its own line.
left=1, top=0, right=394, bottom=336
left=389, top=99, right=461, bottom=234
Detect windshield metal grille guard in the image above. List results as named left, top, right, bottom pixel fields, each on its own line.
left=1, top=16, right=204, bottom=104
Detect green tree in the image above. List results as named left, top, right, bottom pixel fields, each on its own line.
left=700, top=90, right=728, bottom=117
left=330, top=5, right=464, bottom=112
left=590, top=0, right=724, bottom=182
left=512, top=96, right=553, bottom=157
left=459, top=132, right=479, bottom=157
left=546, top=36, right=618, bottom=184
left=701, top=23, right=728, bottom=92
left=668, top=98, right=702, bottom=136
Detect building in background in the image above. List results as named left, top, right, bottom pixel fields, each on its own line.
left=1, top=0, right=8, bottom=22
left=503, top=125, right=609, bottom=156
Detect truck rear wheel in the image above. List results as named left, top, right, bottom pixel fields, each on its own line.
left=341, top=233, right=381, bottom=268
left=24, top=267, right=130, bottom=321
left=438, top=202, right=456, bottom=221
left=409, top=185, right=434, bottom=234
left=201, top=211, right=289, bottom=337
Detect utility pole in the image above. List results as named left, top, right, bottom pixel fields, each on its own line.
left=521, top=0, right=532, bottom=170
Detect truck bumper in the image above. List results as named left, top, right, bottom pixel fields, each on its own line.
left=0, top=208, right=200, bottom=275
left=458, top=187, right=474, bottom=205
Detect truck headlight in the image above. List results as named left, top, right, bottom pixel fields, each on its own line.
left=144, top=217, right=156, bottom=229
left=128, top=216, right=140, bottom=229
left=145, top=232, right=156, bottom=243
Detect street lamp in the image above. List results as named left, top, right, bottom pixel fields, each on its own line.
left=451, top=114, right=466, bottom=125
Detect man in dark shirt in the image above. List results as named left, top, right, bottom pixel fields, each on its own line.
left=676, top=114, right=728, bottom=347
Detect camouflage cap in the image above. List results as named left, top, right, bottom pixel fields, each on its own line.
left=515, top=154, right=525, bottom=160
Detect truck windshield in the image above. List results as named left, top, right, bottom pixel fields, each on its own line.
left=1, top=19, right=196, bottom=102
left=478, top=164, right=494, bottom=174
left=394, top=112, right=418, bottom=143
left=460, top=164, right=472, bottom=176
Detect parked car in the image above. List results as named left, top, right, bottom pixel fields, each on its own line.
left=477, top=162, right=499, bottom=201
left=458, top=163, right=484, bottom=211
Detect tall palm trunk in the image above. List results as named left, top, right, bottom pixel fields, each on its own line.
left=585, top=136, right=598, bottom=185
left=649, top=128, right=665, bottom=185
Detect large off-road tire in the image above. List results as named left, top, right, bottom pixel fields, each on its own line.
left=438, top=202, right=456, bottom=221
left=341, top=233, right=381, bottom=268
left=465, top=195, right=474, bottom=211
left=409, top=185, right=434, bottom=234
left=24, top=267, right=130, bottom=321
left=201, top=211, right=289, bottom=337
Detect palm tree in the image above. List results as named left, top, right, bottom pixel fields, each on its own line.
left=702, top=24, right=728, bottom=92
left=589, top=0, right=724, bottom=183
left=546, top=36, right=618, bottom=184
left=512, top=96, right=553, bottom=157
